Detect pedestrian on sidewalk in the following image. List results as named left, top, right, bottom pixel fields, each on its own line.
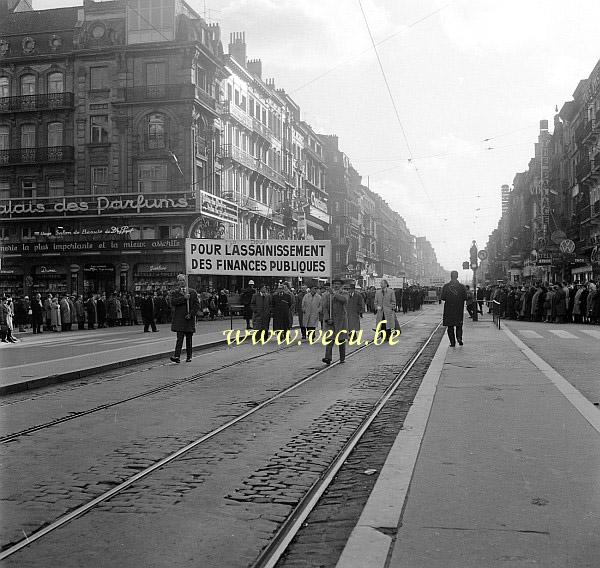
left=375, top=279, right=396, bottom=342
left=86, top=294, right=97, bottom=330
left=441, top=270, right=467, bottom=347
left=321, top=278, right=348, bottom=365
left=302, top=285, right=321, bottom=338
left=346, top=282, right=364, bottom=337
left=31, top=293, right=44, bottom=334
left=241, top=280, right=255, bottom=330
left=251, top=285, right=272, bottom=337
left=75, top=295, right=86, bottom=330
left=169, top=274, right=200, bottom=364
left=141, top=291, right=158, bottom=333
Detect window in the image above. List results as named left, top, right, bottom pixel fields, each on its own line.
left=91, top=166, right=108, bottom=191
left=138, top=162, right=168, bottom=193
left=0, top=126, right=8, bottom=150
left=48, top=72, right=64, bottom=94
left=147, top=113, right=165, bottom=149
left=227, top=84, right=232, bottom=101
left=141, top=226, right=156, bottom=239
left=0, top=77, right=8, bottom=98
left=90, top=115, right=109, bottom=143
left=146, top=62, right=166, bottom=86
left=90, top=67, right=108, bottom=91
left=47, top=179, right=64, bottom=197
left=0, top=182, right=9, bottom=199
left=196, top=66, right=206, bottom=91
left=21, top=74, right=36, bottom=95
left=158, top=225, right=170, bottom=239
left=234, top=90, right=240, bottom=106
left=47, top=122, right=63, bottom=147
left=21, top=179, right=36, bottom=198
left=171, top=225, right=183, bottom=238
left=21, top=124, right=36, bottom=148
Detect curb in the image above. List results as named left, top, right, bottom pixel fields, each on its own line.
left=0, top=338, right=228, bottom=396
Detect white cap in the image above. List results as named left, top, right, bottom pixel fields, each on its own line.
left=248, top=280, right=255, bottom=285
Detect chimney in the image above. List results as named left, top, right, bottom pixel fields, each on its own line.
left=247, top=58, right=262, bottom=78
left=228, top=32, right=246, bottom=67
left=208, top=22, right=221, bottom=43
left=539, top=119, right=548, bottom=131
left=266, top=78, right=275, bottom=89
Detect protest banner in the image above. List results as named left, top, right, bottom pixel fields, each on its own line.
left=185, top=239, right=332, bottom=278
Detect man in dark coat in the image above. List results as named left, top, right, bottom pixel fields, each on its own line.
left=141, top=292, right=158, bottom=332
left=169, top=274, right=200, bottom=363
left=241, top=280, right=255, bottom=329
left=31, top=293, right=44, bottom=334
left=86, top=295, right=97, bottom=330
left=295, top=285, right=307, bottom=339
left=251, top=285, right=271, bottom=336
left=322, top=277, right=349, bottom=365
left=272, top=283, right=293, bottom=332
left=441, top=270, right=467, bottom=347
left=97, top=293, right=106, bottom=328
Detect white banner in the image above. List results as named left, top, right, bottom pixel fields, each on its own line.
left=185, top=239, right=332, bottom=277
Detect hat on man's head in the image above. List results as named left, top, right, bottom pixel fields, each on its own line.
left=332, top=277, right=344, bottom=285
left=248, top=280, right=255, bottom=285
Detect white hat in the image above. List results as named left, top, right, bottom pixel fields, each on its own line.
left=248, top=280, right=255, bottom=285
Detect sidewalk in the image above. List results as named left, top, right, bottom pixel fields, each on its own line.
left=337, top=316, right=600, bottom=568
left=0, top=317, right=257, bottom=395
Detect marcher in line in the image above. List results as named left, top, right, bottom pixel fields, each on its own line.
left=50, top=296, right=61, bottom=332
left=251, top=284, right=271, bottom=336
left=86, top=294, right=97, bottom=330
left=241, top=280, right=256, bottom=330
left=141, top=291, right=158, bottom=332
left=169, top=274, right=200, bottom=364
left=59, top=294, right=71, bottom=332
left=346, top=282, right=364, bottom=337
left=375, top=279, right=396, bottom=342
left=302, top=285, right=321, bottom=337
left=321, top=278, right=348, bottom=365
left=295, top=284, right=307, bottom=339
left=272, top=282, right=293, bottom=332
left=441, top=270, right=467, bottom=347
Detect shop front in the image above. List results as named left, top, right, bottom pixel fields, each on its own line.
left=133, top=262, right=182, bottom=293
left=32, top=265, right=69, bottom=297
left=84, top=263, right=116, bottom=295
left=0, top=267, right=24, bottom=298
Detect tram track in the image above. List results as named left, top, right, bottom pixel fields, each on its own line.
left=0, top=312, right=433, bottom=563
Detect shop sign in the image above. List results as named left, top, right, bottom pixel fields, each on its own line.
left=0, top=194, right=193, bottom=219
left=185, top=238, right=331, bottom=277
left=310, top=193, right=328, bottom=213
left=84, top=264, right=115, bottom=274
left=572, top=257, right=587, bottom=264
left=0, top=238, right=184, bottom=255
left=200, top=191, right=238, bottom=225
left=35, top=226, right=136, bottom=237
left=40, top=266, right=58, bottom=274
left=309, top=205, right=330, bottom=224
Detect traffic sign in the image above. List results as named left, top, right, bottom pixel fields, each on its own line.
left=559, top=239, right=575, bottom=254
left=470, top=262, right=478, bottom=270
left=477, top=250, right=488, bottom=261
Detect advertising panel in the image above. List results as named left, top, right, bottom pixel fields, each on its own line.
left=185, top=239, right=331, bottom=278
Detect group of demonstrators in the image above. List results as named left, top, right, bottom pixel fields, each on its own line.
left=475, top=281, right=600, bottom=324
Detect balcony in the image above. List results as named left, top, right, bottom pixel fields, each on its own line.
left=576, top=157, right=591, bottom=183
left=221, top=144, right=256, bottom=170
left=122, top=84, right=195, bottom=103
left=255, top=159, right=285, bottom=186
left=223, top=101, right=252, bottom=129
left=0, top=146, right=74, bottom=166
left=579, top=205, right=591, bottom=225
left=252, top=117, right=271, bottom=141
left=0, top=92, right=74, bottom=113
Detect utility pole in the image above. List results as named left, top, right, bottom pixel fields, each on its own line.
left=470, top=240, right=478, bottom=322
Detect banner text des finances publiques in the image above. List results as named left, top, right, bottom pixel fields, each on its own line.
left=185, top=239, right=331, bottom=278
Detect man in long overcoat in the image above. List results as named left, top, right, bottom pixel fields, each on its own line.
left=302, top=286, right=321, bottom=334
left=346, top=282, right=364, bottom=335
left=31, top=293, right=44, bottom=334
left=321, top=278, right=348, bottom=365
left=169, top=274, right=200, bottom=363
left=59, top=295, right=71, bottom=332
left=86, top=295, right=97, bottom=330
left=295, top=285, right=307, bottom=338
left=271, top=283, right=293, bottom=332
left=251, top=285, right=271, bottom=335
left=141, top=292, right=158, bottom=332
left=241, top=280, right=255, bottom=329
left=441, top=271, right=467, bottom=347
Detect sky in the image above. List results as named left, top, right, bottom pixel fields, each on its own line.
left=33, top=0, right=600, bottom=276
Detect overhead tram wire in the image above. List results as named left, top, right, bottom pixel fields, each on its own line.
left=357, top=0, right=445, bottom=225
left=290, top=2, right=452, bottom=95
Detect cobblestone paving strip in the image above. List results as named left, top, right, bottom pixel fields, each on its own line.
left=275, top=327, right=445, bottom=568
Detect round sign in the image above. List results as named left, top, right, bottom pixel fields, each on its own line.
left=559, top=239, right=575, bottom=254
left=477, top=250, right=488, bottom=261
left=551, top=230, right=567, bottom=244
left=120, top=263, right=130, bottom=272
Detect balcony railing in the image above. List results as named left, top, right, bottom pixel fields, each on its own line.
left=223, top=101, right=252, bottom=129
left=254, top=159, right=285, bottom=186
left=221, top=144, right=256, bottom=170
left=252, top=117, right=271, bottom=141
left=0, top=146, right=74, bottom=166
left=122, top=84, right=195, bottom=102
left=0, top=92, right=74, bottom=113
left=576, top=157, right=591, bottom=182
left=579, top=204, right=591, bottom=224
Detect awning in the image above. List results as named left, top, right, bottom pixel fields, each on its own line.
left=572, top=265, right=593, bottom=275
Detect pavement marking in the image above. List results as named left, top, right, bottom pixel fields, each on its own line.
left=548, top=329, right=578, bottom=339
left=336, top=335, right=449, bottom=568
left=580, top=329, right=600, bottom=340
left=503, top=326, right=600, bottom=436
left=519, top=330, right=544, bottom=339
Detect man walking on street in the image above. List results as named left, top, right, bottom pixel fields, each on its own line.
left=441, top=270, right=467, bottom=347
left=169, top=274, right=200, bottom=363
left=241, top=280, right=255, bottom=330
left=321, top=277, right=348, bottom=365
left=346, top=281, right=364, bottom=337
left=251, top=284, right=271, bottom=337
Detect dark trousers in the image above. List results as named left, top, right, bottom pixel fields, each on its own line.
left=32, top=320, right=42, bottom=334
left=78, top=321, right=85, bottom=330
left=174, top=331, right=193, bottom=360
left=446, top=324, right=463, bottom=345
left=143, top=317, right=157, bottom=332
left=324, top=327, right=346, bottom=362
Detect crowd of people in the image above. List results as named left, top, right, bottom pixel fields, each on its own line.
left=472, top=281, right=600, bottom=324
